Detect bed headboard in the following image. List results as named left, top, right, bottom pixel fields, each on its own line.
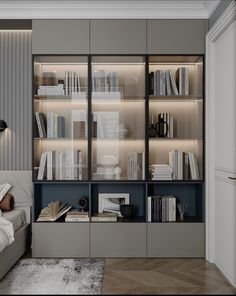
left=0, top=171, right=32, bottom=223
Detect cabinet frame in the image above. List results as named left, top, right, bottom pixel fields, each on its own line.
left=32, top=54, right=205, bottom=257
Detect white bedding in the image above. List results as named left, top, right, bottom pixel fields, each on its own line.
left=0, top=210, right=14, bottom=252
left=2, top=209, right=26, bottom=232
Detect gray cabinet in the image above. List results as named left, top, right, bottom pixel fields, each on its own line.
left=147, top=223, right=205, bottom=257
left=32, top=20, right=89, bottom=54
left=91, top=223, right=146, bottom=257
left=147, top=20, right=207, bottom=54
left=32, top=223, right=90, bottom=257
left=90, top=20, right=146, bottom=54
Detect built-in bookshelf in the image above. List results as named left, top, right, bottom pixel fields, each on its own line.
left=33, top=54, right=204, bottom=258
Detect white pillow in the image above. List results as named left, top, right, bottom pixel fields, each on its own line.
left=0, top=183, right=12, bottom=202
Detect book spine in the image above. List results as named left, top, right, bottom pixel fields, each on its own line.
left=147, top=196, right=152, bottom=222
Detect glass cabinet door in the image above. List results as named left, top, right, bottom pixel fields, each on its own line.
left=33, top=56, right=88, bottom=181
left=91, top=56, right=146, bottom=181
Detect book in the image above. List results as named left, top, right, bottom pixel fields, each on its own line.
left=176, top=67, right=189, bottom=95
left=37, top=152, right=47, bottom=180
left=57, top=116, right=65, bottom=138
left=91, top=212, right=117, bottom=222
left=47, top=151, right=56, bottom=180
left=35, top=112, right=47, bottom=138
left=169, top=70, right=179, bottom=95
left=37, top=201, right=72, bottom=222
left=66, top=210, right=89, bottom=218
left=65, top=217, right=90, bottom=222
left=165, top=70, right=172, bottom=95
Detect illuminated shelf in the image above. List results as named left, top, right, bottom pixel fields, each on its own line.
left=149, top=95, right=202, bottom=102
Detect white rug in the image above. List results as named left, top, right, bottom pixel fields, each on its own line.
left=0, top=258, right=104, bottom=295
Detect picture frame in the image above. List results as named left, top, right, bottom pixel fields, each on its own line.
left=98, top=193, right=130, bottom=217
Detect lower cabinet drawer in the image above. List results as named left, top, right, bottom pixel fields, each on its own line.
left=32, top=223, right=90, bottom=258
left=147, top=223, right=205, bottom=258
left=91, top=223, right=146, bottom=257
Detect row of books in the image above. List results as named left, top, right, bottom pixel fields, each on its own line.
left=64, top=71, right=82, bottom=95
left=169, top=150, right=200, bottom=180
left=147, top=195, right=176, bottom=222
left=37, top=149, right=84, bottom=180
left=34, top=112, right=65, bottom=138
left=127, top=152, right=145, bottom=180
left=149, top=67, right=189, bottom=96
left=92, top=70, right=119, bottom=93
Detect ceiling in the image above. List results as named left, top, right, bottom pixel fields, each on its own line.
left=0, top=0, right=221, bottom=19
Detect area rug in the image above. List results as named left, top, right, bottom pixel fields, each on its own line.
left=0, top=258, right=104, bottom=295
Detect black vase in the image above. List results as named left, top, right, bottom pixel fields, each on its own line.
left=156, top=115, right=168, bottom=138
left=120, top=204, right=136, bottom=221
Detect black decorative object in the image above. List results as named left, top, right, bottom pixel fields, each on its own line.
left=156, top=114, right=168, bottom=138
left=148, top=114, right=157, bottom=138
left=120, top=204, right=136, bottom=221
left=0, top=120, right=7, bottom=132
left=77, top=197, right=88, bottom=212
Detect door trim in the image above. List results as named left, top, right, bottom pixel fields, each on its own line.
left=205, top=1, right=236, bottom=263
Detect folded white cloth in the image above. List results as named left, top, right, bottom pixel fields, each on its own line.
left=0, top=183, right=12, bottom=202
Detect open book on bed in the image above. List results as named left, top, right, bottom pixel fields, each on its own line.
left=37, top=201, right=72, bottom=222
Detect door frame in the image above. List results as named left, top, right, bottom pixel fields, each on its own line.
left=205, top=1, right=236, bottom=263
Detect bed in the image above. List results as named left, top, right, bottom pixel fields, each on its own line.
left=0, top=171, right=31, bottom=280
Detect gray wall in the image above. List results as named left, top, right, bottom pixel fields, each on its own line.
left=0, top=31, right=32, bottom=170
left=209, top=0, right=234, bottom=30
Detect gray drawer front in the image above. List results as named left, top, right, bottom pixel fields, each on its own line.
left=32, top=20, right=89, bottom=54
left=147, top=20, right=207, bottom=54
left=32, top=223, right=90, bottom=257
left=91, top=223, right=146, bottom=257
left=147, top=223, right=205, bottom=257
left=90, top=20, right=146, bottom=54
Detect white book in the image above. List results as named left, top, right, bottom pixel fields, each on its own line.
left=166, top=70, right=172, bottom=95
left=47, top=151, right=56, bottom=180
left=193, top=153, right=200, bottom=179
left=77, top=72, right=81, bottom=93
left=65, top=71, right=68, bottom=95
left=55, top=151, right=61, bottom=180
left=78, top=151, right=83, bottom=180
left=35, top=113, right=43, bottom=138
left=65, top=149, right=72, bottom=180
left=169, top=115, right=174, bottom=138
left=53, top=113, right=58, bottom=138
left=65, top=217, right=90, bottom=222
left=142, top=152, right=145, bottom=180
left=169, top=70, right=179, bottom=95
left=147, top=196, right=152, bottom=222
left=59, top=152, right=65, bottom=180
left=189, top=153, right=197, bottom=179
left=37, top=152, right=47, bottom=180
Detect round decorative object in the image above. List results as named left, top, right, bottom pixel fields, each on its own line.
left=120, top=204, right=136, bottom=221
left=77, top=197, right=88, bottom=212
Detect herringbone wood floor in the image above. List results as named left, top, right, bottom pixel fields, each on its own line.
left=102, top=259, right=236, bottom=295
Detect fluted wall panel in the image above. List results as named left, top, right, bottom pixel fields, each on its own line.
left=0, top=31, right=32, bottom=170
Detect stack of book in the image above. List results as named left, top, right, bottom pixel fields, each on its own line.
left=38, top=84, right=64, bottom=96
left=127, top=152, right=145, bottom=180
left=169, top=149, right=200, bottom=180
left=149, top=67, right=189, bottom=96
left=37, top=149, right=83, bottom=180
left=91, top=213, right=117, bottom=222
left=150, top=164, right=173, bottom=180
left=65, top=210, right=89, bottom=222
left=147, top=195, right=176, bottom=222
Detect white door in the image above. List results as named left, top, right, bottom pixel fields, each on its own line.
left=213, top=20, right=236, bottom=287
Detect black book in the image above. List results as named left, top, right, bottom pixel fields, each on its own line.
left=149, top=72, right=154, bottom=95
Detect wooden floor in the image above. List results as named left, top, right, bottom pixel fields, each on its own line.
left=102, top=259, right=236, bottom=295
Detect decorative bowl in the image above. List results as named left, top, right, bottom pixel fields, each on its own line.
left=120, top=204, right=136, bottom=220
